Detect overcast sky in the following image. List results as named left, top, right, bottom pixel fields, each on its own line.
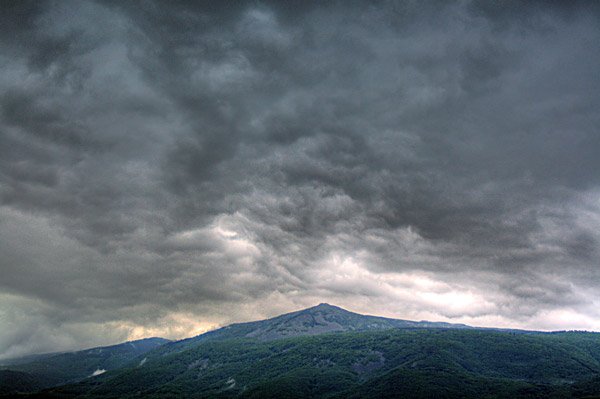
left=1, top=0, right=600, bottom=359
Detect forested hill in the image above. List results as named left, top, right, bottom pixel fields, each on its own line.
left=2, top=304, right=600, bottom=398
left=19, top=329, right=600, bottom=399
left=0, top=337, right=169, bottom=395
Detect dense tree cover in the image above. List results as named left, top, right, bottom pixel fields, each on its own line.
left=10, top=329, right=600, bottom=398
left=0, top=370, right=49, bottom=395
left=0, top=338, right=168, bottom=394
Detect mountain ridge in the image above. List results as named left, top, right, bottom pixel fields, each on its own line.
left=150, top=302, right=473, bottom=358
left=233, top=302, right=473, bottom=339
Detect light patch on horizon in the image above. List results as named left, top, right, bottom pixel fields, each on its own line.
left=124, top=313, right=221, bottom=342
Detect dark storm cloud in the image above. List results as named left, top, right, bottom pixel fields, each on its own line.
left=1, top=0, right=600, bottom=357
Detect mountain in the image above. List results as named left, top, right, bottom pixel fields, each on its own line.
left=29, top=329, right=600, bottom=398
left=226, top=303, right=472, bottom=339
left=5, top=305, right=600, bottom=398
left=0, top=337, right=169, bottom=395
left=151, top=303, right=471, bottom=358
left=3, top=302, right=467, bottom=395
left=8, top=304, right=600, bottom=398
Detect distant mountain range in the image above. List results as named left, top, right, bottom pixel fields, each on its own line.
left=2, top=304, right=600, bottom=398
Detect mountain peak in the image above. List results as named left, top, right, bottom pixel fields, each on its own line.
left=152, top=303, right=474, bottom=356
left=308, top=303, right=344, bottom=311
left=317, top=302, right=334, bottom=307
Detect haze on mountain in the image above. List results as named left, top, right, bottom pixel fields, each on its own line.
left=1, top=0, right=600, bottom=363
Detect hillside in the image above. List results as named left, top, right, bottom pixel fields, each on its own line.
left=27, top=329, right=600, bottom=398
left=0, top=337, right=169, bottom=394
left=0, top=370, right=49, bottom=396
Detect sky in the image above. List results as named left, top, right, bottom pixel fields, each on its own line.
left=1, top=0, right=600, bottom=359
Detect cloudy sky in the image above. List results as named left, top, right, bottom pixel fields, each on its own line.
left=1, top=0, right=600, bottom=359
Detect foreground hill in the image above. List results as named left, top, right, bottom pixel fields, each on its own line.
left=27, top=329, right=600, bottom=398
left=0, top=337, right=169, bottom=395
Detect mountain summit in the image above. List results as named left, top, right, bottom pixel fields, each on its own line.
left=163, top=303, right=470, bottom=352
left=234, top=303, right=470, bottom=340
left=143, top=303, right=472, bottom=359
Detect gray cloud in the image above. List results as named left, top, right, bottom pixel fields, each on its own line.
left=1, top=0, right=600, bottom=358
